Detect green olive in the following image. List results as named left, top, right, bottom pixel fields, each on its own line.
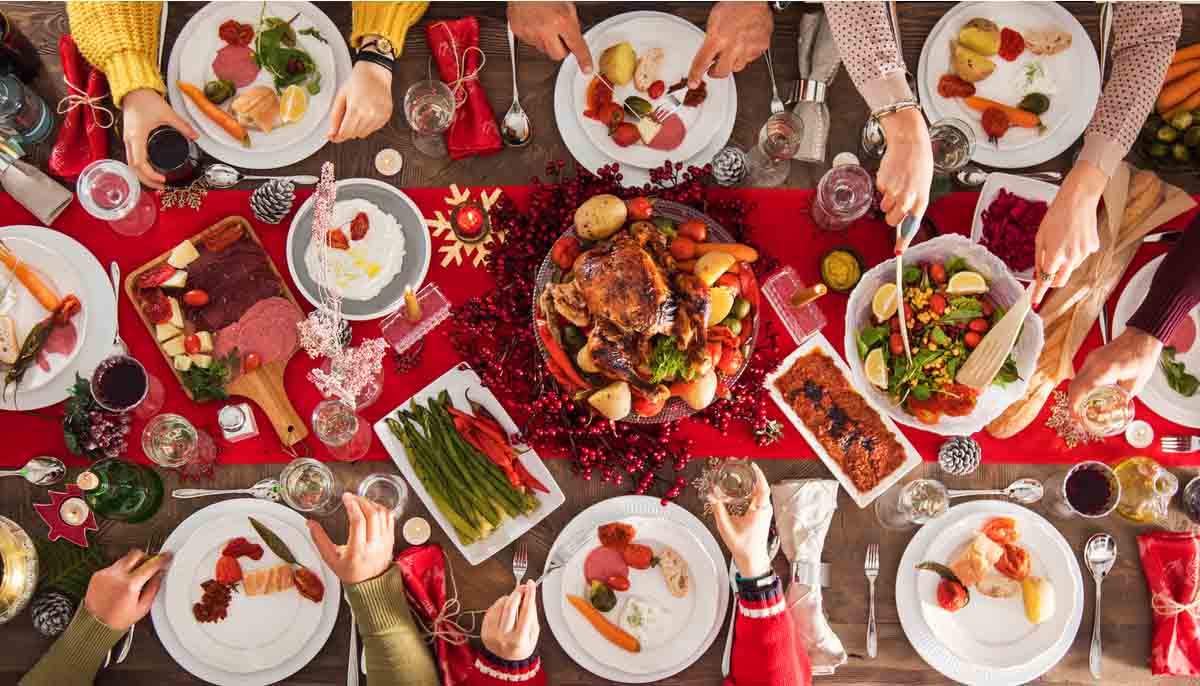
left=562, top=325, right=586, bottom=351
left=731, top=297, right=751, bottom=320
left=1184, top=126, right=1200, bottom=148
left=1172, top=111, right=1196, bottom=131
left=1017, top=93, right=1050, bottom=116
left=1157, top=125, right=1181, bottom=143
left=1173, top=142, right=1192, bottom=163
left=721, top=317, right=743, bottom=336
left=624, top=96, right=653, bottom=118
left=1147, top=142, right=1169, bottom=158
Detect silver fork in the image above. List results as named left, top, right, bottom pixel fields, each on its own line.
left=865, top=543, right=879, bottom=659
left=765, top=48, right=784, bottom=115
left=652, top=92, right=684, bottom=124
left=534, top=529, right=594, bottom=586
left=512, top=543, right=529, bottom=585
left=1161, top=435, right=1200, bottom=453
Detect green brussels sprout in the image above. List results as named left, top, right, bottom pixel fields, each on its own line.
left=721, top=317, right=743, bottom=336
left=1018, top=93, right=1050, bottom=116
left=1173, top=142, right=1192, bottom=163
left=1157, top=125, right=1181, bottom=143
left=1170, top=111, right=1195, bottom=131
left=588, top=581, right=617, bottom=612
left=1185, top=126, right=1200, bottom=148
left=203, top=79, right=235, bottom=105
left=1148, top=142, right=1169, bottom=158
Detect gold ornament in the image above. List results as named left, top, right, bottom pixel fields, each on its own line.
left=1045, top=390, right=1101, bottom=449
left=159, top=178, right=209, bottom=211
left=426, top=184, right=504, bottom=268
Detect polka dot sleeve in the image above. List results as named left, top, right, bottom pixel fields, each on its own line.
left=824, top=1, right=914, bottom=111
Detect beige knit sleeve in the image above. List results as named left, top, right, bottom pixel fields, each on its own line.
left=824, top=1, right=914, bottom=111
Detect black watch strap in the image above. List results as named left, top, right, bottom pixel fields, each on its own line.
left=353, top=49, right=395, bottom=73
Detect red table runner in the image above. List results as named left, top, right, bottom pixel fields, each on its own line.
left=1, top=186, right=1196, bottom=470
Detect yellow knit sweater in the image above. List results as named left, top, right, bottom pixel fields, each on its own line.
left=66, top=1, right=429, bottom=106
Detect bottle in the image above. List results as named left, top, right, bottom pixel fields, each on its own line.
left=1113, top=456, right=1178, bottom=525
left=0, top=74, right=50, bottom=144
left=77, top=459, right=164, bottom=523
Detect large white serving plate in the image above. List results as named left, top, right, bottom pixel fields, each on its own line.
left=0, top=226, right=115, bottom=411
left=558, top=516, right=719, bottom=675
left=151, top=499, right=341, bottom=686
left=372, top=363, right=565, bottom=566
left=0, top=237, right=86, bottom=391
left=542, top=496, right=730, bottom=683
left=896, top=501, right=1084, bottom=685
left=1113, top=255, right=1200, bottom=428
left=917, top=2, right=1099, bottom=168
left=765, top=333, right=922, bottom=508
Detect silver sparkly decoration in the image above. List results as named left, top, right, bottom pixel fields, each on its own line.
left=711, top=146, right=748, bottom=187
left=249, top=179, right=296, bottom=224
left=938, top=436, right=981, bottom=476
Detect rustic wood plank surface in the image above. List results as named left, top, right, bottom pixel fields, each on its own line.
left=2, top=2, right=1200, bottom=685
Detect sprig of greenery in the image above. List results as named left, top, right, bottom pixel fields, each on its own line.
left=1162, top=347, right=1199, bottom=397
left=649, top=336, right=691, bottom=383
left=34, top=536, right=109, bottom=602
left=182, top=350, right=240, bottom=403
left=62, top=374, right=102, bottom=460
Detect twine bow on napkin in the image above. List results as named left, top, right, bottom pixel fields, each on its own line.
left=1152, top=591, right=1200, bottom=618
left=56, top=76, right=115, bottom=131
left=429, top=21, right=487, bottom=110
left=410, top=557, right=483, bottom=646
left=1138, top=531, right=1200, bottom=676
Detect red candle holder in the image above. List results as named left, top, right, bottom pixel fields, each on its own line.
left=449, top=200, right=490, bottom=243
left=33, top=485, right=98, bottom=548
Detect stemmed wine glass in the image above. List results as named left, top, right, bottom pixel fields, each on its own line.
left=404, top=80, right=455, bottom=158
left=746, top=111, right=804, bottom=187
left=875, top=479, right=949, bottom=530
left=928, top=117, right=975, bottom=174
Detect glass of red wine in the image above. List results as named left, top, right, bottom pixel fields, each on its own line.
left=90, top=354, right=151, bottom=414
left=146, top=126, right=200, bottom=186
left=1047, top=461, right=1121, bottom=519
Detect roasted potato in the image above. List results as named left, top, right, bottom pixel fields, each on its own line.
left=674, top=369, right=717, bottom=411
left=574, top=194, right=628, bottom=240
left=951, top=41, right=995, bottom=83
left=599, top=42, right=636, bottom=86
left=957, top=18, right=1000, bottom=56
left=577, top=344, right=600, bottom=374
left=588, top=381, right=632, bottom=420
left=694, top=251, right=736, bottom=286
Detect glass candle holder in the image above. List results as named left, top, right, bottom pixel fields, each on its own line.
left=761, top=266, right=828, bottom=346
left=312, top=399, right=372, bottom=462
left=379, top=282, right=452, bottom=356
left=279, top=457, right=342, bottom=516
left=404, top=80, right=455, bottom=158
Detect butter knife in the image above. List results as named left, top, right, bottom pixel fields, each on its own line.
left=1143, top=231, right=1182, bottom=243
left=894, top=215, right=920, bottom=364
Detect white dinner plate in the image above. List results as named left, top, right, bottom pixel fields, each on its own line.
left=969, top=171, right=1059, bottom=283
left=896, top=501, right=1083, bottom=685
left=554, top=11, right=736, bottom=185
left=571, top=14, right=731, bottom=169
left=372, top=363, right=565, bottom=565
left=151, top=499, right=341, bottom=686
left=167, top=1, right=352, bottom=169
left=1113, top=255, right=1200, bottom=428
left=917, top=2, right=1099, bottom=168
left=0, top=226, right=115, bottom=411
left=558, top=516, right=719, bottom=675
left=542, top=495, right=730, bottom=683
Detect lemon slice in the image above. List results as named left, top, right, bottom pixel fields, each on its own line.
left=279, top=85, right=309, bottom=124
left=865, top=347, right=888, bottom=388
left=708, top=286, right=736, bottom=326
left=947, top=270, right=988, bottom=295
left=872, top=282, right=899, bottom=322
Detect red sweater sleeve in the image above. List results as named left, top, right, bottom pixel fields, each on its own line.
left=725, top=575, right=812, bottom=686
left=466, top=648, right=546, bottom=686
left=1127, top=217, right=1200, bottom=343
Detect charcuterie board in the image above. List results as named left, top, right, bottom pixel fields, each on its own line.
left=124, top=216, right=308, bottom=446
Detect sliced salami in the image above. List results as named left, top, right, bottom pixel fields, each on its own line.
left=584, top=545, right=629, bottom=584
left=212, top=44, right=259, bottom=88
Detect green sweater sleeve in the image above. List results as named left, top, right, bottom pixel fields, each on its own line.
left=344, top=565, right=439, bottom=686
left=19, top=607, right=124, bottom=686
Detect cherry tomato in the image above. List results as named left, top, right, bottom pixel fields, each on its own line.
left=626, top=196, right=654, bottom=221
left=929, top=293, right=947, bottom=316
left=904, top=302, right=913, bottom=321
left=610, top=122, right=640, bottom=147
left=326, top=229, right=349, bottom=250
left=670, top=237, right=696, bottom=260
left=981, top=517, right=1019, bottom=545
left=647, top=80, right=666, bottom=99
left=623, top=543, right=655, bottom=570
left=598, top=522, right=635, bottom=549
left=980, top=299, right=995, bottom=317
left=889, top=316, right=901, bottom=332
left=715, top=273, right=740, bottom=293
left=717, top=346, right=744, bottom=375
left=936, top=578, right=969, bottom=612
left=964, top=331, right=982, bottom=349
left=998, top=27, right=1025, bottom=61
left=981, top=107, right=1010, bottom=142
left=551, top=236, right=582, bottom=270
left=930, top=263, right=947, bottom=284
left=184, top=334, right=201, bottom=354
left=631, top=392, right=667, bottom=418
left=585, top=76, right=613, bottom=113
left=996, top=544, right=1031, bottom=581
left=606, top=575, right=631, bottom=592
left=889, top=333, right=905, bottom=355
left=677, top=219, right=708, bottom=242
left=243, top=352, right=262, bottom=372
left=136, top=263, right=178, bottom=289
left=183, top=289, right=210, bottom=307
left=968, top=318, right=990, bottom=333
left=705, top=341, right=725, bottom=366
left=936, top=74, right=976, bottom=99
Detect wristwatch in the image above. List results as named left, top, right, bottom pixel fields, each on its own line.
left=355, top=35, right=396, bottom=72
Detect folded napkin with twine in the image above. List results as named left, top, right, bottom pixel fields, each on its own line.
left=0, top=152, right=72, bottom=225
left=425, top=18, right=502, bottom=160
left=791, top=12, right=840, bottom=163
left=1139, top=530, right=1200, bottom=676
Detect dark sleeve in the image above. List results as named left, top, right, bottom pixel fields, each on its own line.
left=1127, top=218, right=1200, bottom=342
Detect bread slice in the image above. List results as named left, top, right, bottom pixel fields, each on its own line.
left=0, top=315, right=17, bottom=364
left=633, top=48, right=665, bottom=92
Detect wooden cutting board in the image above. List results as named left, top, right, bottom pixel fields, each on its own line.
left=124, top=216, right=308, bottom=446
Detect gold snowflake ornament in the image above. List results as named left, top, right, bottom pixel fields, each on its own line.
left=426, top=184, right=504, bottom=269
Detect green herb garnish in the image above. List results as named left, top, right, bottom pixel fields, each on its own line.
left=298, top=26, right=326, bottom=43
left=649, top=336, right=691, bottom=384
left=254, top=4, right=320, bottom=92
left=181, top=350, right=240, bottom=403
left=1162, top=346, right=1200, bottom=397
left=903, top=265, right=922, bottom=285
left=992, top=356, right=1021, bottom=388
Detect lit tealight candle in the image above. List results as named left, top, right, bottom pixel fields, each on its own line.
left=59, top=497, right=90, bottom=526
left=403, top=517, right=431, bottom=545
left=375, top=148, right=403, bottom=177
left=1125, top=420, right=1154, bottom=449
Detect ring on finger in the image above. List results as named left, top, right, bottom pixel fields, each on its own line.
left=1039, top=269, right=1055, bottom=282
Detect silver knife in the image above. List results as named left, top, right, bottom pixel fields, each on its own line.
left=1143, top=231, right=1182, bottom=243
left=894, top=215, right=920, bottom=364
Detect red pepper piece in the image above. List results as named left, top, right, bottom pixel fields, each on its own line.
left=512, top=458, right=550, bottom=494
left=536, top=319, right=590, bottom=390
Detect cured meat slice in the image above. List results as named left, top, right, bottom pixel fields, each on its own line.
left=243, top=564, right=294, bottom=596
left=213, top=296, right=302, bottom=366
left=1168, top=313, right=1197, bottom=354
left=584, top=545, right=629, bottom=584
left=212, top=44, right=259, bottom=88
left=647, top=114, right=685, bottom=152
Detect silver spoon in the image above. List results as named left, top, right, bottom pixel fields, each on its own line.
left=173, top=478, right=280, bottom=501
left=108, top=262, right=127, bottom=353
left=202, top=163, right=318, bottom=188
left=500, top=24, right=531, bottom=147
left=954, top=164, right=1064, bottom=188
left=1085, top=533, right=1117, bottom=680
left=0, top=456, right=66, bottom=486
left=946, top=478, right=1044, bottom=504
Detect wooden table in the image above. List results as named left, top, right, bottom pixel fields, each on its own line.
left=2, top=3, right=1200, bottom=685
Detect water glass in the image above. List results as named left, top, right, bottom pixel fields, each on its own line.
left=929, top=117, right=975, bottom=174
left=746, top=111, right=804, bottom=187
left=712, top=458, right=757, bottom=506
left=1077, top=385, right=1135, bottom=437
left=312, top=399, right=372, bottom=462
left=141, top=413, right=218, bottom=474
left=875, top=479, right=949, bottom=530
left=812, top=163, right=874, bottom=231
left=357, top=473, right=409, bottom=519
left=279, top=457, right=342, bottom=515
left=404, top=80, right=455, bottom=158
left=0, top=74, right=50, bottom=144
left=76, top=159, right=158, bottom=236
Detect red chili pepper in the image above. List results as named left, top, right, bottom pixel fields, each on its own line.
left=536, top=319, right=590, bottom=390
left=737, top=263, right=760, bottom=313
left=512, top=458, right=550, bottom=494
left=446, top=406, right=511, bottom=447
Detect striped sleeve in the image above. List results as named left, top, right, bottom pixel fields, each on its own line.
left=468, top=648, right=546, bottom=685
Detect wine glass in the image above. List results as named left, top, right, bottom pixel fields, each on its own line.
left=357, top=473, right=409, bottom=520
left=874, top=479, right=949, bottom=530
left=279, top=457, right=343, bottom=516
left=312, top=399, right=372, bottom=462
left=712, top=458, right=757, bottom=508
left=76, top=160, right=158, bottom=236
left=929, top=117, right=976, bottom=174
left=141, top=413, right=218, bottom=478
left=1077, top=385, right=1135, bottom=437
left=404, top=80, right=455, bottom=158
left=746, top=111, right=804, bottom=187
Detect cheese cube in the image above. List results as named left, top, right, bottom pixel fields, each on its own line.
left=167, top=240, right=199, bottom=269
left=155, top=323, right=182, bottom=343
left=173, top=354, right=193, bottom=372
left=195, top=331, right=213, bottom=353
left=162, top=270, right=188, bottom=288
left=162, top=336, right=187, bottom=357
left=190, top=354, right=213, bottom=369
left=167, top=297, right=184, bottom=329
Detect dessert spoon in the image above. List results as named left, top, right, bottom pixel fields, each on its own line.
left=173, top=478, right=280, bottom=501
left=954, top=164, right=1063, bottom=188
left=1086, top=533, right=1117, bottom=680
left=501, top=24, right=531, bottom=147
left=946, top=478, right=1043, bottom=504
left=202, top=163, right=317, bottom=188
left=0, top=456, right=66, bottom=486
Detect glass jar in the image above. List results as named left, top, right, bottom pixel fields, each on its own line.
left=1114, top=457, right=1178, bottom=524
left=312, top=399, right=372, bottom=462
left=0, top=74, right=50, bottom=144
left=0, top=515, right=37, bottom=625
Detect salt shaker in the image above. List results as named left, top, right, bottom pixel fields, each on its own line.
left=218, top=403, right=259, bottom=443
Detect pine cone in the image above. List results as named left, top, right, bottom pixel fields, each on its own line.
left=249, top=179, right=296, bottom=225
left=711, top=146, right=748, bottom=187
left=31, top=591, right=75, bottom=638
left=938, top=436, right=982, bottom=476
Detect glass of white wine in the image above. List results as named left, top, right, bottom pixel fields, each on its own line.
left=279, top=458, right=343, bottom=516
left=874, top=479, right=949, bottom=530
left=404, top=80, right=455, bottom=158
left=713, top=458, right=757, bottom=507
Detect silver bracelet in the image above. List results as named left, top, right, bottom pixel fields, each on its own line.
left=870, top=100, right=922, bottom=124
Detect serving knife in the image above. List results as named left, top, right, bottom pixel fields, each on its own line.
left=894, top=215, right=920, bottom=364
left=1143, top=231, right=1182, bottom=243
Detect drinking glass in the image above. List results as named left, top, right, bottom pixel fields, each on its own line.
left=279, top=457, right=342, bottom=515
left=146, top=125, right=200, bottom=185
left=357, top=473, right=409, bottom=519
left=812, top=163, right=874, bottom=231
left=1046, top=461, right=1121, bottom=519
left=875, top=479, right=949, bottom=530
left=860, top=117, right=886, bottom=161
left=312, top=399, right=372, bottom=462
left=1078, top=385, right=1135, bottom=437
left=131, top=371, right=165, bottom=420
left=141, top=413, right=218, bottom=476
left=90, top=354, right=149, bottom=413
left=76, top=159, right=158, bottom=236
left=746, top=111, right=804, bottom=187
left=404, top=80, right=455, bottom=158
left=712, top=458, right=757, bottom=506
left=929, top=117, right=975, bottom=174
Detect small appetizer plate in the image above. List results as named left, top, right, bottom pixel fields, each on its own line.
left=969, top=172, right=1058, bottom=283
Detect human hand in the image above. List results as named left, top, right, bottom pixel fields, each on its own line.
left=122, top=88, right=198, bottom=190
left=688, top=1, right=773, bottom=88
left=711, top=463, right=773, bottom=578
left=83, top=548, right=171, bottom=631
left=307, top=493, right=395, bottom=585
left=508, top=2, right=592, bottom=74
left=481, top=581, right=540, bottom=661
left=876, top=107, right=933, bottom=231
left=1069, top=327, right=1163, bottom=408
left=328, top=61, right=394, bottom=143
left=1031, top=161, right=1106, bottom=306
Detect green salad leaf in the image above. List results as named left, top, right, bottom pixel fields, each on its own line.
left=992, top=356, right=1021, bottom=388
left=903, top=265, right=922, bottom=285
left=182, top=350, right=240, bottom=403
left=944, top=256, right=969, bottom=276
left=649, top=336, right=690, bottom=384
left=857, top=324, right=890, bottom=360
left=931, top=327, right=952, bottom=347
left=1162, top=346, right=1200, bottom=397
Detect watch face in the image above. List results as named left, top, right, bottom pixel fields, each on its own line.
left=376, top=37, right=394, bottom=56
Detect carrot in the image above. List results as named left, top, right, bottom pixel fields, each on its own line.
left=1166, top=91, right=1200, bottom=121
left=176, top=80, right=250, bottom=147
left=1159, top=71, right=1200, bottom=113
left=1166, top=59, right=1200, bottom=84
left=962, top=97, right=1042, bottom=129
left=566, top=595, right=640, bottom=652
left=693, top=242, right=758, bottom=263
left=0, top=242, right=59, bottom=312
left=1173, top=43, right=1200, bottom=65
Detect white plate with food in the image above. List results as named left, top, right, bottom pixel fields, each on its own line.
left=558, top=517, right=719, bottom=675
left=287, top=178, right=430, bottom=321
left=554, top=11, right=736, bottom=184
left=1113, top=254, right=1200, bottom=428
left=151, top=499, right=340, bottom=686
left=542, top=496, right=729, bottom=683
left=167, top=1, right=351, bottom=169
left=570, top=12, right=732, bottom=168
left=765, top=333, right=922, bottom=508
left=896, top=501, right=1083, bottom=685
left=844, top=234, right=1044, bottom=436
left=372, top=363, right=565, bottom=566
left=917, top=1, right=1099, bottom=168
left=0, top=226, right=114, bottom=411
left=969, top=172, right=1057, bottom=282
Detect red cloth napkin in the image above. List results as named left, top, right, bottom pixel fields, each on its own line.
left=425, top=18, right=502, bottom=160
left=395, top=544, right=477, bottom=686
left=48, top=36, right=90, bottom=180
left=1138, top=531, right=1200, bottom=676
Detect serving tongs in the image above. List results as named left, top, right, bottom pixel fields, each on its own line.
left=893, top=214, right=920, bottom=364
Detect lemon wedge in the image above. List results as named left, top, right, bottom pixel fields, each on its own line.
left=872, top=282, right=899, bottom=322
left=279, top=85, right=309, bottom=124
left=708, top=286, right=736, bottom=326
left=947, top=270, right=988, bottom=295
left=865, top=347, right=888, bottom=388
